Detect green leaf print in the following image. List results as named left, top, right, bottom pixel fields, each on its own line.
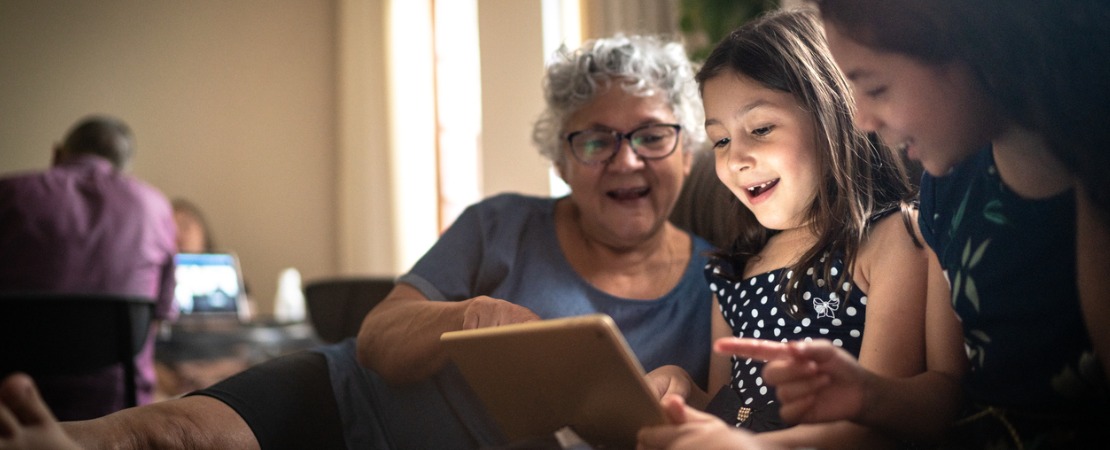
left=951, top=271, right=963, bottom=307
left=950, top=189, right=971, bottom=239
left=970, top=239, right=990, bottom=267
left=967, top=329, right=991, bottom=368
left=965, top=276, right=980, bottom=312
left=983, top=199, right=1007, bottom=225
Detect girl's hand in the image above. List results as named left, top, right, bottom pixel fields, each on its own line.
left=637, top=394, right=768, bottom=450
left=715, top=337, right=871, bottom=424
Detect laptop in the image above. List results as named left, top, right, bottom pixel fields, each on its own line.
left=440, top=314, right=666, bottom=449
left=172, top=252, right=248, bottom=326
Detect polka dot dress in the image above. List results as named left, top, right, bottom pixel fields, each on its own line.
left=705, top=252, right=867, bottom=422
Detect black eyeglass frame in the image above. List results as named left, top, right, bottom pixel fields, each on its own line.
left=564, top=123, right=683, bottom=165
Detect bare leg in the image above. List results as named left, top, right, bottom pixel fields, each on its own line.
left=63, top=396, right=259, bottom=450
left=0, top=373, right=80, bottom=450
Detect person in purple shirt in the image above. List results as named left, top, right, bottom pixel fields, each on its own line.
left=0, top=115, right=177, bottom=420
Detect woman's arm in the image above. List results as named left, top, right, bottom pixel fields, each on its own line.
left=355, top=283, right=539, bottom=385
left=849, top=247, right=968, bottom=440
left=1075, top=184, right=1110, bottom=378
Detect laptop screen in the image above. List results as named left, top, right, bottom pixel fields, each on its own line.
left=173, top=253, right=243, bottom=315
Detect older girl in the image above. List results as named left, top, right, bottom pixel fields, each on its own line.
left=721, top=0, right=1110, bottom=447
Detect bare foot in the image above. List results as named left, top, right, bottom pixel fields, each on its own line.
left=0, top=373, right=81, bottom=450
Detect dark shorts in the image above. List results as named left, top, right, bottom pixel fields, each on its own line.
left=189, top=350, right=347, bottom=450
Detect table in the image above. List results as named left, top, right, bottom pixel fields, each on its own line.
left=154, top=318, right=323, bottom=399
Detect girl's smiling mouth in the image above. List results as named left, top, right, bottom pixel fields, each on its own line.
left=745, top=178, right=780, bottom=200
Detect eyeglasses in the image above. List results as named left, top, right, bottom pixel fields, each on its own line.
left=565, top=123, right=682, bottom=165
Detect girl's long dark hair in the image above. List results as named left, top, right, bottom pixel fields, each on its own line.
left=696, top=8, right=914, bottom=318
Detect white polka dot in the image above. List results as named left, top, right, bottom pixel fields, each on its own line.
left=751, top=310, right=759, bottom=318
left=757, top=320, right=765, bottom=328
left=750, top=278, right=757, bottom=285
left=709, top=283, right=718, bottom=291
left=861, top=296, right=868, bottom=305
left=777, top=318, right=786, bottom=326
left=801, top=318, right=812, bottom=327
left=817, top=279, right=826, bottom=287
left=770, top=307, right=778, bottom=316
left=833, top=339, right=843, bottom=346
left=786, top=270, right=794, bottom=279
left=842, top=282, right=851, bottom=291
left=735, top=282, right=742, bottom=290
left=830, top=267, right=838, bottom=276
left=846, top=306, right=857, bottom=317
left=803, top=291, right=812, bottom=300
left=739, top=290, right=747, bottom=298
left=760, top=386, right=768, bottom=395
left=774, top=284, right=781, bottom=292
left=819, top=328, right=829, bottom=334
left=756, top=377, right=763, bottom=386
left=831, top=319, right=842, bottom=326
left=744, top=358, right=753, bottom=364
left=804, top=337, right=813, bottom=342
left=850, top=329, right=861, bottom=338
left=793, top=326, right=802, bottom=333
left=737, top=379, right=744, bottom=388
left=781, top=338, right=789, bottom=343
left=773, top=328, right=781, bottom=336
left=806, top=267, right=814, bottom=275
left=768, top=273, right=776, bottom=283
left=753, top=329, right=761, bottom=338
left=749, top=366, right=758, bottom=375
left=744, top=397, right=754, bottom=405
left=761, top=296, right=768, bottom=304
left=829, top=292, right=839, bottom=301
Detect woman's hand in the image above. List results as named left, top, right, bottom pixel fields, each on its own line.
left=715, top=337, right=870, bottom=425
left=637, top=394, right=770, bottom=450
left=460, top=296, right=540, bottom=329
left=644, top=365, right=695, bottom=401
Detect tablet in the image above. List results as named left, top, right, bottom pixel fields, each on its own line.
left=440, top=314, right=665, bottom=449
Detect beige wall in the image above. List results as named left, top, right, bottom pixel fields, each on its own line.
left=0, top=0, right=554, bottom=315
left=0, top=0, right=338, bottom=314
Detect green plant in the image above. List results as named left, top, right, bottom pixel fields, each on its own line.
left=679, top=0, right=779, bottom=62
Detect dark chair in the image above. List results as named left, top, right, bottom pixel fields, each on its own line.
left=303, top=277, right=395, bottom=343
left=0, top=293, right=154, bottom=418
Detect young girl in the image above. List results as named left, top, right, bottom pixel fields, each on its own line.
left=641, top=8, right=930, bottom=449
left=717, top=0, right=1110, bottom=447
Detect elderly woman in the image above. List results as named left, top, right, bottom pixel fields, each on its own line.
left=346, top=33, right=714, bottom=448
left=5, top=34, right=716, bottom=450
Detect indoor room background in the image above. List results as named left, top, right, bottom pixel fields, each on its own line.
left=0, top=0, right=785, bottom=315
